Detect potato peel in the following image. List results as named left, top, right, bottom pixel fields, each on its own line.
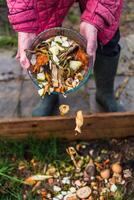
left=75, top=110, right=84, bottom=135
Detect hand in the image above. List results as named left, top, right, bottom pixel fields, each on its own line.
left=16, top=32, right=36, bottom=69
left=80, top=22, right=98, bottom=64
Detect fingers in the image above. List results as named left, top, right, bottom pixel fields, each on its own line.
left=15, top=49, right=20, bottom=60
left=20, top=55, right=30, bottom=69
left=16, top=32, right=36, bottom=69
left=15, top=48, right=30, bottom=69
left=80, top=22, right=98, bottom=64
left=87, top=39, right=97, bottom=64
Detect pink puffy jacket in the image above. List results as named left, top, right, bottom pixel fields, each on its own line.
left=6, top=0, right=123, bottom=45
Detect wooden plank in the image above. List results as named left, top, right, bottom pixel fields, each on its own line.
left=0, top=112, right=134, bottom=140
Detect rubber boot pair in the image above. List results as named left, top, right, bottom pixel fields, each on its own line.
left=94, top=48, right=125, bottom=112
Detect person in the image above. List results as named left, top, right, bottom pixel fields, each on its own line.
left=6, top=0, right=124, bottom=116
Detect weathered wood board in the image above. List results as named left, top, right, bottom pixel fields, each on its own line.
left=0, top=112, right=134, bottom=140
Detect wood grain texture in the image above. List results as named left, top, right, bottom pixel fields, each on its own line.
left=0, top=112, right=134, bottom=140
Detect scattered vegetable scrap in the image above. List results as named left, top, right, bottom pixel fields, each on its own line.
left=0, top=138, right=134, bottom=199
left=21, top=142, right=133, bottom=199
left=66, top=147, right=79, bottom=169
left=75, top=110, right=84, bottom=134
left=28, top=35, right=89, bottom=97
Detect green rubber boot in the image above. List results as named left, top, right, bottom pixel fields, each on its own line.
left=94, top=51, right=125, bottom=112
left=32, top=94, right=59, bottom=117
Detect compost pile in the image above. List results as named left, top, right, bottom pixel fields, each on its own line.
left=28, top=35, right=89, bottom=97
left=0, top=138, right=134, bottom=199
left=15, top=139, right=133, bottom=200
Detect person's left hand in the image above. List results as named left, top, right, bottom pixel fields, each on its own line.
left=80, top=21, right=98, bottom=64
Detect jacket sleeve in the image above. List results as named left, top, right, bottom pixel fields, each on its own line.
left=81, top=0, right=122, bottom=31
left=6, top=0, right=38, bottom=32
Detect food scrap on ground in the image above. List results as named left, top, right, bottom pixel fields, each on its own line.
left=27, top=35, right=89, bottom=97
left=0, top=138, right=134, bottom=199
left=22, top=141, right=133, bottom=199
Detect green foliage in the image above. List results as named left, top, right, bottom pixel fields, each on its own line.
left=0, top=0, right=16, bottom=39
left=0, top=0, right=7, bottom=6
left=68, top=10, right=79, bottom=24
left=0, top=36, right=17, bottom=48
left=0, top=137, right=67, bottom=162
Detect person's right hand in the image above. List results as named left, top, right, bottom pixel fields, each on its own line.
left=16, top=32, right=36, bottom=69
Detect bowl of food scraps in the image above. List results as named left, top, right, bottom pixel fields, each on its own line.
left=26, top=27, right=93, bottom=97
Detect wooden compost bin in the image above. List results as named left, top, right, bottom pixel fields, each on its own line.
left=0, top=112, right=134, bottom=140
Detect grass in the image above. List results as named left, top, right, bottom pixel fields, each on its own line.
left=0, top=36, right=17, bottom=48
left=0, top=0, right=7, bottom=6
left=0, top=0, right=17, bottom=47
left=0, top=137, right=69, bottom=199
left=0, top=137, right=68, bottom=163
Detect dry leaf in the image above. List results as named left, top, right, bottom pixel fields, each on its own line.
left=75, top=110, right=84, bottom=134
